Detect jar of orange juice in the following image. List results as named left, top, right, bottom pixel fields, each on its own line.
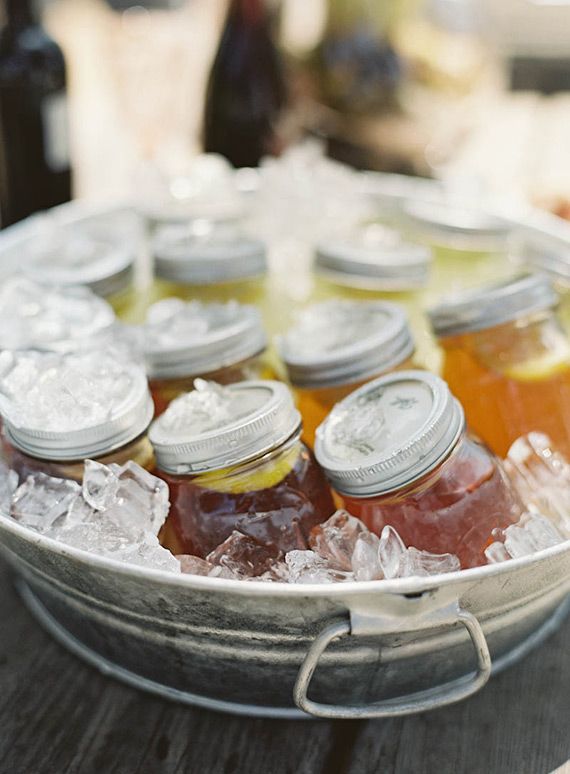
left=278, top=300, right=416, bottom=447
left=429, top=274, right=570, bottom=458
left=314, top=371, right=523, bottom=568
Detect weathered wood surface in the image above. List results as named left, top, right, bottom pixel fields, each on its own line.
left=0, top=557, right=568, bottom=774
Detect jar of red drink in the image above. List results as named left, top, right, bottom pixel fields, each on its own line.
left=0, top=351, right=155, bottom=482
left=138, top=298, right=273, bottom=416
left=314, top=370, right=523, bottom=568
left=149, top=379, right=335, bottom=558
left=278, top=299, right=417, bottom=447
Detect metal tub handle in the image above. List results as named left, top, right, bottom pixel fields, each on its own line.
left=293, top=606, right=492, bottom=719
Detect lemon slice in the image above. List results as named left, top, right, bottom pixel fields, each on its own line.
left=192, top=444, right=300, bottom=494
left=503, top=352, right=570, bottom=382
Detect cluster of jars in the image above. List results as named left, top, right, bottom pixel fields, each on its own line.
left=3, top=193, right=570, bottom=574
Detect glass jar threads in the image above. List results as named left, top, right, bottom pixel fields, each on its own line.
left=0, top=350, right=155, bottom=482
left=278, top=299, right=416, bottom=446
left=429, top=274, right=570, bottom=458
left=149, top=379, right=335, bottom=558
left=314, top=370, right=522, bottom=568
left=138, top=298, right=273, bottom=416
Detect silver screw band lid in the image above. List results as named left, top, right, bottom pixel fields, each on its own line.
left=428, top=273, right=558, bottom=338
left=404, top=200, right=511, bottom=249
left=278, top=300, right=414, bottom=389
left=149, top=379, right=301, bottom=475
left=314, top=370, right=465, bottom=497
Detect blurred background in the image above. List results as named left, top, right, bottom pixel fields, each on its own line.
left=2, top=0, right=570, bottom=226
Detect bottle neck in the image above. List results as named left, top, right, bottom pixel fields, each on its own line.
left=1, top=0, right=37, bottom=28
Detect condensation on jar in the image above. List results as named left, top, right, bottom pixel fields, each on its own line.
left=151, top=221, right=268, bottom=307
left=429, top=273, right=570, bottom=458
left=278, top=299, right=416, bottom=447
left=22, top=207, right=140, bottom=321
left=314, top=370, right=523, bottom=569
left=0, top=351, right=155, bottom=483
left=311, top=224, right=435, bottom=368
left=149, top=379, right=335, bottom=559
left=403, top=200, right=515, bottom=301
left=139, top=297, right=274, bottom=416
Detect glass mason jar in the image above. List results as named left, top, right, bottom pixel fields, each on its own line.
left=0, top=276, right=116, bottom=354
left=149, top=379, right=335, bottom=558
left=429, top=274, right=570, bottom=458
left=139, top=298, right=274, bottom=416
left=403, top=200, right=515, bottom=302
left=314, top=371, right=523, bottom=568
left=150, top=221, right=268, bottom=308
left=22, top=213, right=140, bottom=321
left=278, top=299, right=416, bottom=447
left=0, top=351, right=155, bottom=483
left=311, top=224, right=436, bottom=369
left=517, top=231, right=570, bottom=335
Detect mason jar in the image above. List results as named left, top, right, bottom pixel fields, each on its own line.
left=139, top=298, right=274, bottom=416
left=314, top=370, right=523, bottom=568
left=278, top=299, right=416, bottom=447
left=149, top=379, right=335, bottom=558
left=0, top=351, right=155, bottom=482
left=151, top=221, right=268, bottom=307
left=429, top=274, right=570, bottom=458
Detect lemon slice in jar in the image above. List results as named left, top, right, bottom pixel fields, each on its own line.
left=503, top=351, right=570, bottom=382
left=192, top=444, right=300, bottom=494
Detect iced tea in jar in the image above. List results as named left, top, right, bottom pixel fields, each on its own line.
left=151, top=221, right=267, bottom=307
left=314, top=371, right=522, bottom=568
left=138, top=298, right=274, bottom=415
left=0, top=351, right=155, bottom=482
left=150, top=379, right=335, bottom=558
left=312, top=224, right=435, bottom=367
left=429, top=274, right=570, bottom=458
left=278, top=300, right=416, bottom=447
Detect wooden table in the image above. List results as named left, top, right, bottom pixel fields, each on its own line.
left=0, top=558, right=568, bottom=774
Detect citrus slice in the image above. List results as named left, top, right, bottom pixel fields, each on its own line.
left=503, top=351, right=570, bottom=382
left=193, top=444, right=300, bottom=494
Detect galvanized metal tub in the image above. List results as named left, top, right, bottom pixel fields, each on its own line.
left=0, top=513, right=568, bottom=719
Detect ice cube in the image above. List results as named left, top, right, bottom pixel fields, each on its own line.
left=107, top=460, right=170, bottom=536
left=0, top=462, right=18, bottom=514
left=237, top=508, right=307, bottom=554
left=504, top=433, right=570, bottom=537
left=178, top=554, right=216, bottom=576
left=11, top=474, right=81, bottom=533
left=399, top=547, right=460, bottom=577
left=82, top=459, right=120, bottom=511
left=351, top=532, right=383, bottom=581
left=112, top=533, right=181, bottom=573
left=285, top=549, right=354, bottom=584
left=485, top=541, right=511, bottom=564
left=378, top=525, right=408, bottom=579
left=498, top=512, right=564, bottom=560
left=206, top=531, right=280, bottom=578
left=309, top=509, right=368, bottom=571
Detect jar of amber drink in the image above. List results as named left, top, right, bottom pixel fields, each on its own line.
left=278, top=300, right=416, bottom=447
left=312, top=224, right=435, bottom=367
left=149, top=379, right=335, bottom=558
left=151, top=221, right=267, bottom=307
left=139, top=298, right=273, bottom=415
left=429, top=274, right=570, bottom=458
left=315, top=371, right=522, bottom=568
left=0, top=351, right=155, bottom=482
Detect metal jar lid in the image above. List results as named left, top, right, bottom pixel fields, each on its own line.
left=428, top=273, right=558, bottom=338
left=314, top=370, right=465, bottom=497
left=149, top=379, right=301, bottom=475
left=153, top=224, right=267, bottom=285
left=277, top=300, right=414, bottom=389
left=0, top=352, right=154, bottom=461
left=518, top=234, right=570, bottom=286
left=24, top=233, right=135, bottom=299
left=314, top=226, right=431, bottom=291
left=0, top=277, right=117, bottom=353
left=404, top=200, right=511, bottom=249
left=140, top=299, right=267, bottom=380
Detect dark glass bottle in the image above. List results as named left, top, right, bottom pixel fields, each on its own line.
left=0, top=0, right=71, bottom=227
left=203, top=0, right=287, bottom=168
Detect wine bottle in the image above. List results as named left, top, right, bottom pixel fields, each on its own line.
left=203, top=0, right=287, bottom=168
left=0, top=0, right=72, bottom=227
